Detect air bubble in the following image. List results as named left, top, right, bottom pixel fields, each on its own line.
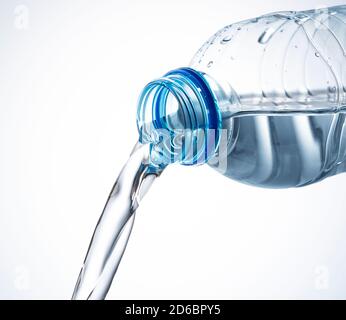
left=221, top=35, right=232, bottom=44
left=315, top=52, right=320, bottom=57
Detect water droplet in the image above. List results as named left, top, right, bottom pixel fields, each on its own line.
left=294, top=45, right=298, bottom=49
left=328, top=86, right=337, bottom=93
left=207, top=61, right=213, bottom=68
left=221, top=35, right=232, bottom=44
left=237, top=26, right=242, bottom=31
left=315, top=52, right=320, bottom=57
left=230, top=56, right=235, bottom=60
left=258, top=27, right=276, bottom=44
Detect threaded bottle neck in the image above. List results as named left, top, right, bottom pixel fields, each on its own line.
left=136, top=68, right=221, bottom=167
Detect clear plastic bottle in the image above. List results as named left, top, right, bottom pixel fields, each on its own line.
left=137, top=5, right=346, bottom=188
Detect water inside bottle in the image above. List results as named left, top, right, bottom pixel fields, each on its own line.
left=212, top=110, right=346, bottom=188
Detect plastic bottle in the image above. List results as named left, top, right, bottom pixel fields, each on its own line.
left=137, top=5, right=346, bottom=188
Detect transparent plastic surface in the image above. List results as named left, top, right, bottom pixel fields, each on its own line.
left=189, top=5, right=346, bottom=188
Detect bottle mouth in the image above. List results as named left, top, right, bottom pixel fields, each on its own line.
left=136, top=67, right=221, bottom=167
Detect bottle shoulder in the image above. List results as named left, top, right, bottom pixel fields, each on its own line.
left=190, top=6, right=346, bottom=114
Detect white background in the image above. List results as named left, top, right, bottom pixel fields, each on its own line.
left=0, top=0, right=346, bottom=299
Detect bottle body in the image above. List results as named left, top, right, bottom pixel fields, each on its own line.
left=189, top=5, right=346, bottom=188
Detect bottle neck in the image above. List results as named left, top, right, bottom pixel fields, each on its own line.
left=137, top=67, right=222, bottom=167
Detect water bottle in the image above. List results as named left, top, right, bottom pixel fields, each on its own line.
left=72, top=5, right=346, bottom=300
left=136, top=5, right=346, bottom=188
